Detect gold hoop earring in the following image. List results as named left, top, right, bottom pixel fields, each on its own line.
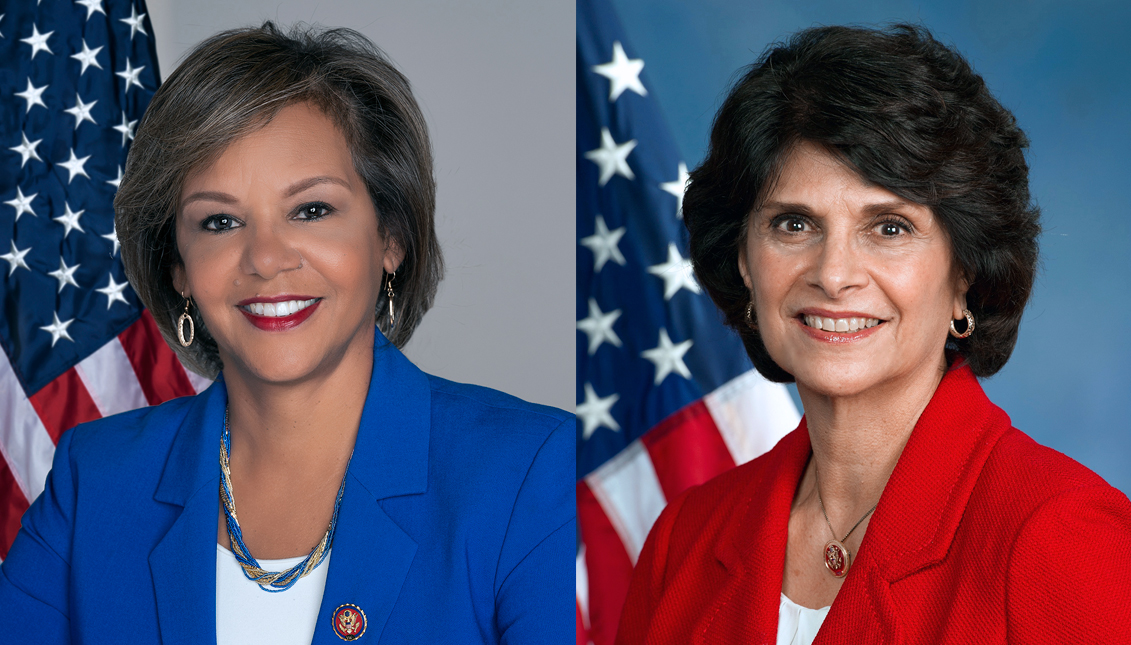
left=385, top=271, right=396, bottom=330
left=744, top=301, right=758, bottom=331
left=177, top=293, right=195, bottom=347
left=949, top=308, right=975, bottom=339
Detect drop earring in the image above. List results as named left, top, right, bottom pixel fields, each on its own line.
left=177, top=292, right=195, bottom=347
left=385, top=271, right=396, bottom=329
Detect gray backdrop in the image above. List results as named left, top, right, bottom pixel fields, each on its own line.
left=146, top=0, right=575, bottom=411
left=610, top=0, right=1131, bottom=495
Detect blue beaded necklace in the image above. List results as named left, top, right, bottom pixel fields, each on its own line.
left=219, top=409, right=352, bottom=592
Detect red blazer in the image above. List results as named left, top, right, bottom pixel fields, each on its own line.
left=616, top=365, right=1131, bottom=644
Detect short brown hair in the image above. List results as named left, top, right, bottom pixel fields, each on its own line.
left=684, top=24, right=1040, bottom=381
left=115, top=22, right=443, bottom=378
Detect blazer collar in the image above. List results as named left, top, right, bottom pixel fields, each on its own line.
left=149, top=329, right=430, bottom=644
left=312, top=330, right=428, bottom=642
left=860, top=364, right=1012, bottom=581
left=703, top=364, right=1011, bottom=643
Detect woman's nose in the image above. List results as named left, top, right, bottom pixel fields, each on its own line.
left=808, top=235, right=868, bottom=298
left=241, top=221, right=302, bottom=279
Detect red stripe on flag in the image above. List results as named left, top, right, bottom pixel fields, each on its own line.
left=577, top=600, right=588, bottom=645
left=578, top=481, right=635, bottom=645
left=28, top=368, right=103, bottom=444
left=639, top=400, right=736, bottom=502
left=118, top=310, right=196, bottom=405
left=0, top=457, right=30, bottom=560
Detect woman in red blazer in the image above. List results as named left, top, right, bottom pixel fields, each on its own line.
left=617, top=24, right=1131, bottom=645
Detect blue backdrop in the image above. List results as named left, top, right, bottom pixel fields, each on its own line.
left=609, top=0, right=1131, bottom=496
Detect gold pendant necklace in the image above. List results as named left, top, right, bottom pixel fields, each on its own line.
left=815, top=468, right=877, bottom=578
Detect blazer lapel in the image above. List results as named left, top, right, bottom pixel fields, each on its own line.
left=814, top=365, right=1013, bottom=642
left=312, top=332, right=429, bottom=643
left=698, top=426, right=812, bottom=645
left=149, top=378, right=228, bottom=645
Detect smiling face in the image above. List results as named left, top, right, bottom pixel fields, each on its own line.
left=173, top=102, right=402, bottom=386
left=738, top=140, right=967, bottom=399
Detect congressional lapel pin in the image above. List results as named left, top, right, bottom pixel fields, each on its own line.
left=333, top=604, right=367, bottom=641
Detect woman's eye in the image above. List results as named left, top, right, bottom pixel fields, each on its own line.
left=295, top=202, right=333, bottom=220
left=202, top=215, right=240, bottom=232
left=773, top=216, right=810, bottom=234
left=877, top=220, right=909, bottom=237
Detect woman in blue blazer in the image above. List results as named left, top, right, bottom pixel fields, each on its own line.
left=0, top=23, right=573, bottom=644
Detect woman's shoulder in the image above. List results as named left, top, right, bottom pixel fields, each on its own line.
left=424, top=373, right=573, bottom=438
left=647, top=426, right=806, bottom=556
left=977, top=428, right=1131, bottom=639
left=63, top=390, right=202, bottom=463
left=979, top=426, right=1129, bottom=512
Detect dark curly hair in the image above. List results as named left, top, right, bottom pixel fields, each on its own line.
left=116, top=22, right=443, bottom=378
left=683, top=23, right=1040, bottom=381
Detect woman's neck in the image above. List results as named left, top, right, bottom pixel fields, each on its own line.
left=220, top=333, right=375, bottom=471
left=795, top=359, right=947, bottom=527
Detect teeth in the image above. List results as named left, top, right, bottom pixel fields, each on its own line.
left=803, top=315, right=881, bottom=333
left=244, top=299, right=317, bottom=318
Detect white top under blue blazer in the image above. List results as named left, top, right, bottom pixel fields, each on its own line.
left=0, top=329, right=575, bottom=644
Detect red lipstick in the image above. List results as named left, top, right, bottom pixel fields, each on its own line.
left=237, top=296, right=321, bottom=332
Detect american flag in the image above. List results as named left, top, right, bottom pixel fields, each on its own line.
left=0, top=0, right=210, bottom=559
left=575, top=1, right=802, bottom=643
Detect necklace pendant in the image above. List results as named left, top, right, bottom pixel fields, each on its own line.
left=823, top=539, right=850, bottom=578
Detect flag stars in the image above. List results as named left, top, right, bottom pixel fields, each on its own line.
left=641, top=328, right=693, bottom=385
left=48, top=258, right=81, bottom=293
left=121, top=5, right=148, bottom=39
left=59, top=149, right=92, bottom=183
left=40, top=312, right=76, bottom=347
left=592, top=41, right=647, bottom=102
left=15, top=78, right=48, bottom=113
left=1, top=241, right=32, bottom=277
left=96, top=275, right=129, bottom=308
left=75, top=0, right=106, bottom=20
left=585, top=128, right=637, bottom=187
left=113, top=113, right=138, bottom=147
left=577, top=299, right=623, bottom=355
left=648, top=243, right=700, bottom=300
left=10, top=133, right=43, bottom=168
left=71, top=40, right=103, bottom=74
left=54, top=203, right=86, bottom=238
left=64, top=93, right=99, bottom=130
left=577, top=383, right=620, bottom=440
left=117, top=59, right=145, bottom=92
left=102, top=226, right=121, bottom=255
left=20, top=24, right=53, bottom=59
left=107, top=165, right=124, bottom=189
left=4, top=186, right=37, bottom=221
left=580, top=215, right=626, bottom=272
left=660, top=162, right=690, bottom=218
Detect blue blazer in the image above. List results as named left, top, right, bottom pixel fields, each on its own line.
left=0, top=331, right=574, bottom=644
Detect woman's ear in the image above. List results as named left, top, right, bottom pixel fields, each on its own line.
left=172, top=263, right=187, bottom=297
left=738, top=251, right=752, bottom=291
left=952, top=270, right=971, bottom=320
left=383, top=238, right=406, bottom=275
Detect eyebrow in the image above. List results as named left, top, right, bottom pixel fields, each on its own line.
left=180, top=176, right=352, bottom=208
left=759, top=199, right=918, bottom=216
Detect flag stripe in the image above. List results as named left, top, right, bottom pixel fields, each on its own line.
left=28, top=369, right=103, bottom=445
left=578, top=481, right=635, bottom=645
left=74, top=338, right=149, bottom=417
left=0, top=346, right=57, bottom=501
left=0, top=459, right=30, bottom=560
left=585, top=440, right=665, bottom=563
left=118, top=310, right=199, bottom=403
left=640, top=400, right=736, bottom=501
left=703, top=370, right=800, bottom=466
